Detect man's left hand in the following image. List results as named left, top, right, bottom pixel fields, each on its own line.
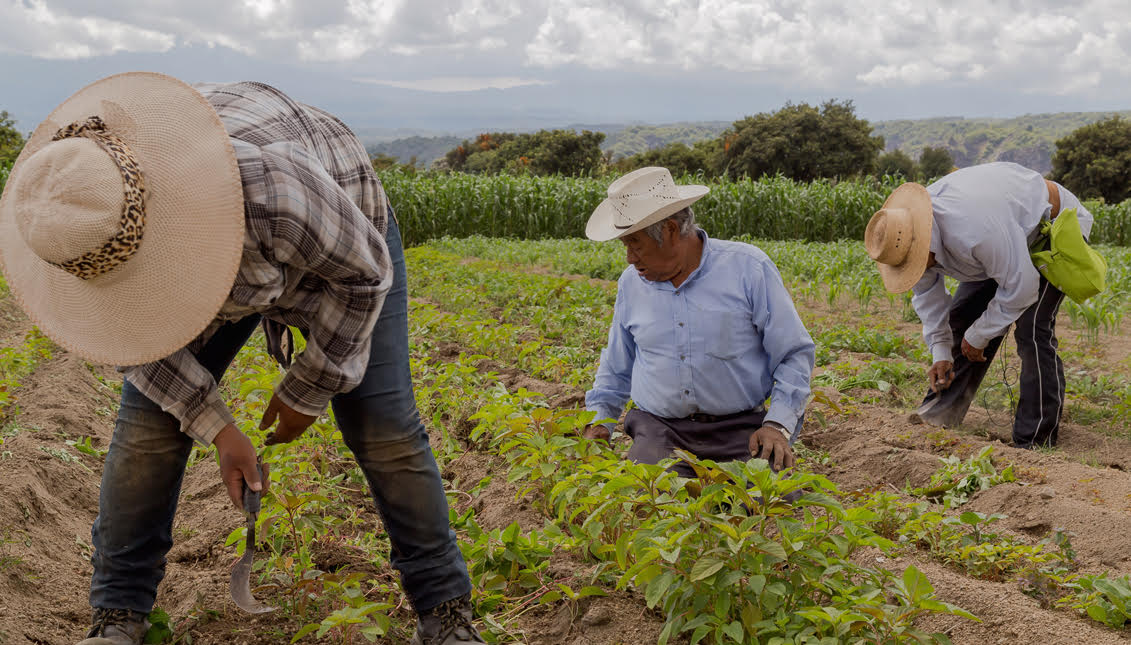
left=749, top=426, right=794, bottom=471
left=961, top=338, right=986, bottom=363
left=261, top=394, right=319, bottom=445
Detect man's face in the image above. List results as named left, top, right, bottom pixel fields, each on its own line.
left=620, top=226, right=679, bottom=282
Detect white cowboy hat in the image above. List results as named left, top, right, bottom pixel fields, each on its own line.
left=0, top=72, right=244, bottom=366
left=865, top=182, right=933, bottom=293
left=585, top=166, right=709, bottom=242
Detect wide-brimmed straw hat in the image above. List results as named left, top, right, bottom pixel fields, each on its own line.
left=865, top=182, right=933, bottom=293
left=585, top=166, right=708, bottom=241
left=0, top=72, right=244, bottom=366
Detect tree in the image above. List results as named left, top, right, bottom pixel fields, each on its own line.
left=716, top=100, right=884, bottom=181
left=614, top=141, right=715, bottom=177
left=918, top=146, right=954, bottom=180
left=1050, top=116, right=1131, bottom=203
left=876, top=149, right=917, bottom=180
left=0, top=111, right=25, bottom=166
left=442, top=130, right=605, bottom=176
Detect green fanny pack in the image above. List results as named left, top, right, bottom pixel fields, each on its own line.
left=1028, top=207, right=1107, bottom=303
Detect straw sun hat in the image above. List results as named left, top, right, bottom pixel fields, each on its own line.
left=585, top=166, right=709, bottom=242
left=865, top=182, right=933, bottom=293
left=0, top=72, right=244, bottom=366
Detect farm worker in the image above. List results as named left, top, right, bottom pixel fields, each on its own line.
left=865, top=162, right=1094, bottom=449
left=0, top=74, right=483, bottom=645
left=580, top=166, right=816, bottom=475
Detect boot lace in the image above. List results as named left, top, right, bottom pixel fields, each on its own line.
left=87, top=608, right=141, bottom=637
left=429, top=597, right=484, bottom=643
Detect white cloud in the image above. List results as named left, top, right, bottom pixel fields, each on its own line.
left=0, top=0, right=1128, bottom=97
left=0, top=0, right=174, bottom=59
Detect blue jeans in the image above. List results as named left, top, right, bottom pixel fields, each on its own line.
left=90, top=217, right=471, bottom=614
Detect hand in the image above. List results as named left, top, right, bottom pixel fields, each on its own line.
left=261, top=393, right=318, bottom=445
left=748, top=426, right=794, bottom=471
left=961, top=338, right=986, bottom=363
left=213, top=424, right=265, bottom=509
left=581, top=424, right=611, bottom=442
left=927, top=360, right=955, bottom=392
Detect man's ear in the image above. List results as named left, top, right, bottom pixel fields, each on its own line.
left=664, top=218, right=680, bottom=242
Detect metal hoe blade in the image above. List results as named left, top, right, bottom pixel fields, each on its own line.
left=230, top=459, right=276, bottom=614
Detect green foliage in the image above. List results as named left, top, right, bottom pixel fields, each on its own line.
left=602, top=122, right=729, bottom=160
left=614, top=141, right=718, bottom=177
left=1050, top=116, right=1131, bottom=204
left=876, top=150, right=917, bottom=180
left=718, top=100, right=884, bottom=181
left=874, top=111, right=1131, bottom=174
left=143, top=607, right=174, bottom=644
left=910, top=447, right=1016, bottom=509
left=1061, top=574, right=1131, bottom=628
left=0, top=329, right=55, bottom=419
left=443, top=130, right=606, bottom=176
left=0, top=111, right=24, bottom=167
left=466, top=390, right=974, bottom=644
left=917, top=147, right=954, bottom=181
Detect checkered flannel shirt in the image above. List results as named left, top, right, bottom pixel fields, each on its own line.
left=123, top=81, right=392, bottom=445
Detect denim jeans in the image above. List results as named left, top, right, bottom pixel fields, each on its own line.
left=90, top=216, right=471, bottom=614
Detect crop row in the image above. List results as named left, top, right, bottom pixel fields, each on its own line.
left=424, top=237, right=1131, bottom=345
left=382, top=169, right=1131, bottom=246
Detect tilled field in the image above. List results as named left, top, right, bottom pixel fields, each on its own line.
left=0, top=239, right=1130, bottom=645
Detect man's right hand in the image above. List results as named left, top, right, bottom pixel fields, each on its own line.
left=213, top=424, right=264, bottom=509
left=928, top=360, right=955, bottom=392
left=581, top=424, right=611, bottom=442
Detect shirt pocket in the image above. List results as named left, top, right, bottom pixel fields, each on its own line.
left=705, top=310, right=756, bottom=360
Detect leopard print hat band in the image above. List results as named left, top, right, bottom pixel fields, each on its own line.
left=48, top=116, right=148, bottom=280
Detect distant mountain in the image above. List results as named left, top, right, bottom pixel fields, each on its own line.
left=873, top=111, right=1131, bottom=174
left=362, top=111, right=1131, bottom=173
left=367, top=135, right=461, bottom=167
left=602, top=122, right=730, bottom=159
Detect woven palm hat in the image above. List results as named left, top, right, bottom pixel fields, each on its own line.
left=585, top=166, right=709, bottom=241
left=865, top=182, right=933, bottom=293
left=0, top=72, right=244, bottom=366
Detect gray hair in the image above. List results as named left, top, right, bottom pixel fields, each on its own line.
left=643, top=207, right=697, bottom=246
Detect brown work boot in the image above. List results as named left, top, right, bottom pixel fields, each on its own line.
left=77, top=608, right=149, bottom=645
left=410, top=595, right=485, bottom=645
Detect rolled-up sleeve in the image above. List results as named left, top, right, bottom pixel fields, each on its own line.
left=123, top=345, right=235, bottom=445
left=752, top=260, right=815, bottom=434
left=260, top=143, right=392, bottom=416
left=586, top=286, right=636, bottom=428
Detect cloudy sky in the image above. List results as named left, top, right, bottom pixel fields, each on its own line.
left=2, top=0, right=1129, bottom=135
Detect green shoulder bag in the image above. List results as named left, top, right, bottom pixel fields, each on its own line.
left=1028, top=207, right=1107, bottom=303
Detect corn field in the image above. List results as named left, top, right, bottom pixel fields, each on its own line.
left=380, top=169, right=1131, bottom=247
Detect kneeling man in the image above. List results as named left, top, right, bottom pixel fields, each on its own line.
left=581, top=167, right=815, bottom=474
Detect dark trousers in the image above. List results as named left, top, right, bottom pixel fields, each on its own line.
left=625, top=407, right=776, bottom=477
left=89, top=217, right=470, bottom=614
left=917, top=277, right=1066, bottom=448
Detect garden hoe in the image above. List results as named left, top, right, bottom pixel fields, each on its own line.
left=230, top=456, right=276, bottom=614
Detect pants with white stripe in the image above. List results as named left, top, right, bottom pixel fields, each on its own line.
left=916, top=276, right=1066, bottom=448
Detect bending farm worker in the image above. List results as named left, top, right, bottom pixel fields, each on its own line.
left=0, top=73, right=483, bottom=645
left=865, top=161, right=1095, bottom=449
left=580, top=166, right=816, bottom=476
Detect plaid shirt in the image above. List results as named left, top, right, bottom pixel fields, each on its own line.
left=123, top=81, right=391, bottom=445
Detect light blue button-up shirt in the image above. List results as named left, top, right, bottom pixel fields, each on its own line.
left=585, top=231, right=815, bottom=435
left=911, top=162, right=1094, bottom=361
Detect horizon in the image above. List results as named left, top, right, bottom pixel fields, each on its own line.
left=2, top=2, right=1130, bottom=136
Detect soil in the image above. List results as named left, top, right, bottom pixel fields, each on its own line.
left=2, top=291, right=1131, bottom=644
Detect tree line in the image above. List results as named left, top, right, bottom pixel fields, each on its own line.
left=419, top=100, right=1131, bottom=205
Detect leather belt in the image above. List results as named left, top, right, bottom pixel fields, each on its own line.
left=1045, top=179, right=1061, bottom=220
left=685, top=407, right=764, bottom=424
